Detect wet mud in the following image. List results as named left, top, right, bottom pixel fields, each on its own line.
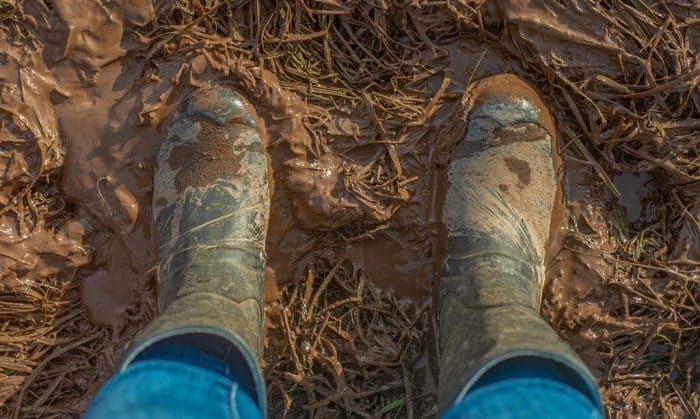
left=1, top=0, right=699, bottom=418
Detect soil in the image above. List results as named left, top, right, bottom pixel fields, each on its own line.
left=1, top=0, right=699, bottom=418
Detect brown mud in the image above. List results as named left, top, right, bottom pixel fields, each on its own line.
left=1, top=1, right=699, bottom=418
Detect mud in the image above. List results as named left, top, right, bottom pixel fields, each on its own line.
left=613, top=172, right=651, bottom=222
left=1, top=0, right=699, bottom=418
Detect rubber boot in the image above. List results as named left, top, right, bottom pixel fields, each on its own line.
left=119, top=87, right=269, bottom=412
left=438, top=75, right=603, bottom=413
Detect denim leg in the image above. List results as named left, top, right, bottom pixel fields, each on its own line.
left=441, top=356, right=603, bottom=419
left=85, top=341, right=263, bottom=419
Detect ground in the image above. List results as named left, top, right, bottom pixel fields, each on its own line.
left=0, top=0, right=698, bottom=418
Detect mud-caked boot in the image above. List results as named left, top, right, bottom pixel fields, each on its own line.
left=439, top=75, right=603, bottom=415
left=120, top=87, right=269, bottom=412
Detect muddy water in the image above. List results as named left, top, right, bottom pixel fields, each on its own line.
left=2, top=4, right=430, bottom=329
left=2, top=0, right=679, bottom=415
left=1, top=7, right=176, bottom=329
left=0, top=0, right=576, bottom=344
left=613, top=172, right=650, bottom=222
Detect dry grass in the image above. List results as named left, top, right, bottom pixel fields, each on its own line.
left=0, top=0, right=698, bottom=417
left=265, top=260, right=431, bottom=418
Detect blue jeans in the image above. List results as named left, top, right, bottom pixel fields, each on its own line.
left=86, top=340, right=602, bottom=418
left=85, top=343, right=263, bottom=419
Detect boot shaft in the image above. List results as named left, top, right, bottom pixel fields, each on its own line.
left=438, top=75, right=603, bottom=414
left=121, top=87, right=270, bottom=412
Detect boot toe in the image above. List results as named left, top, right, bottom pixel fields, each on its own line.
left=467, top=74, right=555, bottom=139
left=181, top=86, right=257, bottom=127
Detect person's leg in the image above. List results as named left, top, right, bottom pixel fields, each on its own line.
left=86, top=86, right=270, bottom=417
left=442, top=357, right=600, bottom=418
left=85, top=338, right=261, bottom=419
left=438, top=74, right=604, bottom=418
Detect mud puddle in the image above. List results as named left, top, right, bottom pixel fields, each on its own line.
left=1, top=0, right=699, bottom=418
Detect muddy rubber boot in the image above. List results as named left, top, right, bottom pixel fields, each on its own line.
left=119, top=87, right=269, bottom=411
left=438, top=75, right=603, bottom=414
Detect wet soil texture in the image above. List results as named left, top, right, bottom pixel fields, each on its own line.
left=1, top=1, right=699, bottom=418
